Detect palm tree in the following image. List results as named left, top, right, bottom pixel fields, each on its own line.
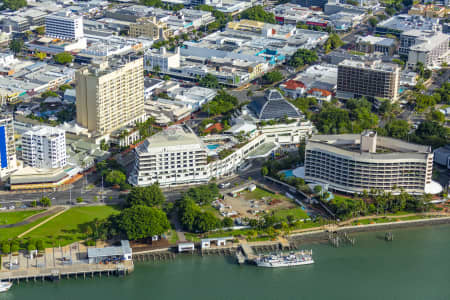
left=153, top=65, right=161, bottom=76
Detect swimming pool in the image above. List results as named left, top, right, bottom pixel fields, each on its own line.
left=399, top=87, right=404, bottom=93
left=280, top=170, right=294, bottom=178
left=207, top=144, right=220, bottom=150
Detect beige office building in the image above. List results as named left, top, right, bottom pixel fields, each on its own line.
left=304, top=131, right=434, bottom=194
left=129, top=17, right=172, bottom=40
left=76, top=57, right=145, bottom=136
left=337, top=59, right=400, bottom=101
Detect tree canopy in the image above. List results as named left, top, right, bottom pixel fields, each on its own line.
left=434, top=82, right=449, bottom=104
left=127, top=184, right=166, bottom=207
left=40, top=197, right=51, bottom=207
left=368, top=17, right=378, bottom=27
left=329, top=191, right=430, bottom=219
left=54, top=52, right=73, bottom=65
left=263, top=70, right=284, bottom=83
left=2, top=0, right=27, bottom=10
left=202, top=90, right=238, bottom=116
left=41, top=90, right=58, bottom=99
left=9, top=39, right=24, bottom=54
left=287, top=49, right=318, bottom=68
left=114, top=205, right=170, bottom=240
left=198, top=73, right=219, bottom=89
left=410, top=120, right=449, bottom=149
left=240, top=6, right=276, bottom=24
left=415, top=93, right=436, bottom=112
left=378, top=119, right=410, bottom=139
left=427, top=110, right=445, bottom=124
left=185, top=183, right=220, bottom=205
left=105, top=170, right=127, bottom=186
left=176, top=196, right=221, bottom=233
left=323, top=33, right=343, bottom=53
left=312, top=99, right=378, bottom=134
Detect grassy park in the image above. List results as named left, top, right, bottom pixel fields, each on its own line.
left=273, top=207, right=309, bottom=221
left=0, top=210, right=45, bottom=225
left=244, top=187, right=288, bottom=202
left=1, top=215, right=54, bottom=241
left=24, top=206, right=120, bottom=247
left=352, top=215, right=434, bottom=226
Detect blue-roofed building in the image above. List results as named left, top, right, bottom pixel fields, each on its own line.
left=248, top=89, right=302, bottom=120
left=0, top=114, right=18, bottom=180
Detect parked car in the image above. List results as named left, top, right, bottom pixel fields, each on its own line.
left=219, top=182, right=231, bottom=189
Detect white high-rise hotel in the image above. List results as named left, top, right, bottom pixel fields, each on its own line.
left=45, top=11, right=84, bottom=41
left=22, top=126, right=67, bottom=169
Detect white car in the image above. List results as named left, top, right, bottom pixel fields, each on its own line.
left=219, top=182, right=231, bottom=189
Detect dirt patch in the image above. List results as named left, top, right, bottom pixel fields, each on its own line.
left=218, top=188, right=296, bottom=219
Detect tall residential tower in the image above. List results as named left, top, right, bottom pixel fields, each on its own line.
left=76, top=57, right=145, bottom=136
left=337, top=59, right=400, bottom=101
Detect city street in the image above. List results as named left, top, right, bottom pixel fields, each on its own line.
left=0, top=172, right=123, bottom=207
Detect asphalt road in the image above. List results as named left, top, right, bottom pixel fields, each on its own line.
left=0, top=172, right=123, bottom=207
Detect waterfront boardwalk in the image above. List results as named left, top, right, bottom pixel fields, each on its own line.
left=240, top=243, right=256, bottom=260
left=0, top=242, right=133, bottom=282
left=0, top=261, right=133, bottom=281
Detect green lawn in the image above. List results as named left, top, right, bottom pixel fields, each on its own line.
left=25, top=206, right=120, bottom=247
left=184, top=233, right=201, bottom=242
left=352, top=215, right=433, bottom=226
left=349, top=50, right=365, bottom=56
left=291, top=220, right=323, bottom=230
left=1, top=215, right=54, bottom=241
left=0, top=210, right=44, bottom=225
left=245, top=187, right=288, bottom=201
left=332, top=194, right=355, bottom=202
left=273, top=207, right=309, bottom=221
left=200, top=204, right=220, bottom=217
left=168, top=229, right=179, bottom=244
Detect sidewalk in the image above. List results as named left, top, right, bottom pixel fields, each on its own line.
left=18, top=206, right=69, bottom=238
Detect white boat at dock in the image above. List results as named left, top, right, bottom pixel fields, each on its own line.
left=0, top=281, right=12, bottom=292
left=256, top=250, right=314, bottom=268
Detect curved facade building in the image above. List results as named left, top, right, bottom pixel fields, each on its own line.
left=305, top=132, right=433, bottom=194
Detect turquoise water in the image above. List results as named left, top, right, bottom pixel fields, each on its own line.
left=399, top=87, right=404, bottom=93
left=207, top=144, right=220, bottom=150
left=4, top=225, right=450, bottom=300
left=280, top=169, right=294, bottom=178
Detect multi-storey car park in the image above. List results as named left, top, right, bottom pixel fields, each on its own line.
left=304, top=131, right=435, bottom=195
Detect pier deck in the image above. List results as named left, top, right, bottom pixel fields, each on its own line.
left=240, top=243, right=256, bottom=260
left=0, top=241, right=134, bottom=282
left=0, top=261, right=133, bottom=281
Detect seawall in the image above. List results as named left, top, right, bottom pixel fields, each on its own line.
left=289, top=216, right=450, bottom=244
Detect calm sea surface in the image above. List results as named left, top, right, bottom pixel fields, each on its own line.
left=2, top=225, right=450, bottom=300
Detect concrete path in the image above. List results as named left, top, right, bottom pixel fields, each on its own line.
left=18, top=206, right=69, bottom=238
left=339, top=212, right=450, bottom=226
left=171, top=215, right=186, bottom=243
left=0, top=206, right=66, bottom=229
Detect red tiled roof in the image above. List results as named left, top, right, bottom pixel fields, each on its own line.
left=282, top=80, right=306, bottom=90
left=307, top=88, right=332, bottom=97
left=204, top=123, right=223, bottom=133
